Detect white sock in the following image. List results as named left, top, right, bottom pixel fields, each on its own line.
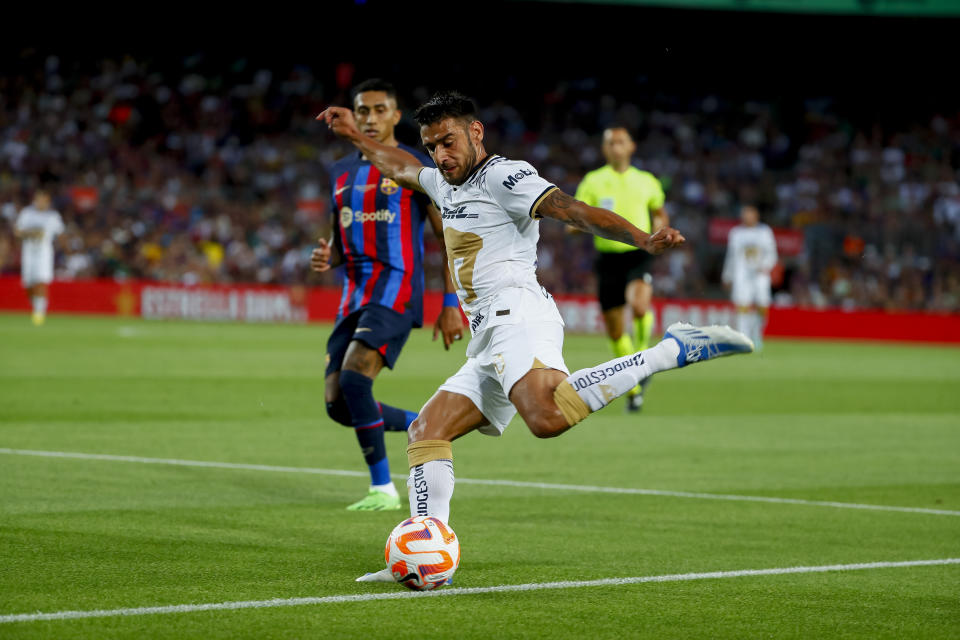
left=32, top=296, right=48, bottom=315
left=565, top=339, right=680, bottom=412
left=408, top=459, right=454, bottom=524
left=371, top=482, right=398, bottom=496
left=736, top=311, right=750, bottom=337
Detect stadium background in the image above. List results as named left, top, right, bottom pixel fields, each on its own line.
left=1, top=0, right=959, bottom=329
left=2, top=3, right=959, bottom=637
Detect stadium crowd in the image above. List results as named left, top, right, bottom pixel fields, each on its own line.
left=1, top=53, right=958, bottom=312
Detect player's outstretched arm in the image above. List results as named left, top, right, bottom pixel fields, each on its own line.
left=535, top=189, right=685, bottom=255
left=316, top=107, right=425, bottom=194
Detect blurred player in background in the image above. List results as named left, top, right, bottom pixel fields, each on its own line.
left=14, top=190, right=64, bottom=326
left=311, top=79, right=463, bottom=512
left=574, top=127, right=668, bottom=411
left=722, top=205, right=778, bottom=350
left=318, top=91, right=753, bottom=582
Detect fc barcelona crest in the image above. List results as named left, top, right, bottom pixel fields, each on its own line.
left=380, top=178, right=400, bottom=195
left=340, top=207, right=354, bottom=228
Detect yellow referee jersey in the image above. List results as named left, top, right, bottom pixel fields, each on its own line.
left=574, top=165, right=665, bottom=253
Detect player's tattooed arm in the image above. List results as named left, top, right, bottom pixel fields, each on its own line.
left=536, top=190, right=686, bottom=255
left=316, top=107, right=425, bottom=193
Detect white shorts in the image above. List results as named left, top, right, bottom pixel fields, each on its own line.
left=21, top=256, right=54, bottom=286
left=439, top=320, right=568, bottom=436
left=731, top=274, right=771, bottom=308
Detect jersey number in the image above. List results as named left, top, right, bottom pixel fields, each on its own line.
left=444, top=228, right=483, bottom=304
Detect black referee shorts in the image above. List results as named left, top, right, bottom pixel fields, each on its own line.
left=595, top=250, right=654, bottom=311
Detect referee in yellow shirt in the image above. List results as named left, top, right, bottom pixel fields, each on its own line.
left=574, top=127, right=668, bottom=412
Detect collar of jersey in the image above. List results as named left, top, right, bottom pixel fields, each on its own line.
left=604, top=164, right=638, bottom=177
left=464, top=154, right=498, bottom=182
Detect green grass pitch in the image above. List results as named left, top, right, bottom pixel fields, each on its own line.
left=0, top=313, right=958, bottom=639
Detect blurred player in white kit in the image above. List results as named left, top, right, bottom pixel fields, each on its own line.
left=14, top=190, right=64, bottom=325
left=722, top=205, right=778, bottom=350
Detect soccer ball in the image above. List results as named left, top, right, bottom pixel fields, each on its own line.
left=385, top=516, right=460, bottom=590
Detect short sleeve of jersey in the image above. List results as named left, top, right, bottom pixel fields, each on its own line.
left=417, top=167, right=443, bottom=209
left=485, top=160, right=557, bottom=220
left=647, top=174, right=666, bottom=211
left=574, top=172, right=597, bottom=207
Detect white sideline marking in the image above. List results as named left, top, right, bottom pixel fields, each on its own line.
left=2, top=447, right=959, bottom=518
left=2, top=558, right=958, bottom=624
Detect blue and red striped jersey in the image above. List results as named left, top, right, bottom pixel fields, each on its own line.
left=328, top=144, right=434, bottom=326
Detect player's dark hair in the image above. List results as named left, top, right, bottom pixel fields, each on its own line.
left=351, top=78, right=397, bottom=102
left=413, top=91, right=477, bottom=127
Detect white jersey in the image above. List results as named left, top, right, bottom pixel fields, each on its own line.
left=16, top=207, right=65, bottom=283
left=418, top=155, right=563, bottom=342
left=722, top=223, right=778, bottom=283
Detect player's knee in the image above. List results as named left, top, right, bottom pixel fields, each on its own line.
left=408, top=415, right=445, bottom=443
left=525, top=410, right=569, bottom=439
left=338, top=369, right=374, bottom=401
left=408, top=416, right=426, bottom=442
left=325, top=396, right=352, bottom=427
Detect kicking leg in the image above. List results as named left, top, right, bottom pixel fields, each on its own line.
left=512, top=323, right=754, bottom=436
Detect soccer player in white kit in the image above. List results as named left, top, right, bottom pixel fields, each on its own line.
left=317, top=92, right=755, bottom=582
left=14, top=190, right=64, bottom=326
left=722, top=205, right=778, bottom=350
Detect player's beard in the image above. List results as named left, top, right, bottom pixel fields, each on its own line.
left=447, top=137, right=479, bottom=186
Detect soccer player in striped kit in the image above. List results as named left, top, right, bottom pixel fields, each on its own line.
left=311, top=79, right=463, bottom=511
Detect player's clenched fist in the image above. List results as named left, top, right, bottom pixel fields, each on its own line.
left=316, top=107, right=360, bottom=141
left=310, top=238, right=332, bottom=272
left=643, top=227, right=685, bottom=255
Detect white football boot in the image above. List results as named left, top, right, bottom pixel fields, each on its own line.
left=663, top=322, right=755, bottom=367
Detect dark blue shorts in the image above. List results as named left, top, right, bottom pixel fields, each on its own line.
left=325, top=305, right=414, bottom=376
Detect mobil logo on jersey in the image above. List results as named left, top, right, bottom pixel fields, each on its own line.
left=501, top=169, right=534, bottom=190
left=339, top=206, right=397, bottom=228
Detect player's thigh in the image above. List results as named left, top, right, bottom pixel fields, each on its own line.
left=325, top=311, right=361, bottom=378
left=487, top=321, right=570, bottom=438
left=408, top=390, right=488, bottom=443
left=341, top=340, right=385, bottom=378
left=730, top=278, right=753, bottom=308
left=21, top=260, right=38, bottom=288
left=345, top=305, right=413, bottom=375
left=509, top=368, right=570, bottom=438
left=754, top=275, right=772, bottom=308
left=595, top=252, right=628, bottom=313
